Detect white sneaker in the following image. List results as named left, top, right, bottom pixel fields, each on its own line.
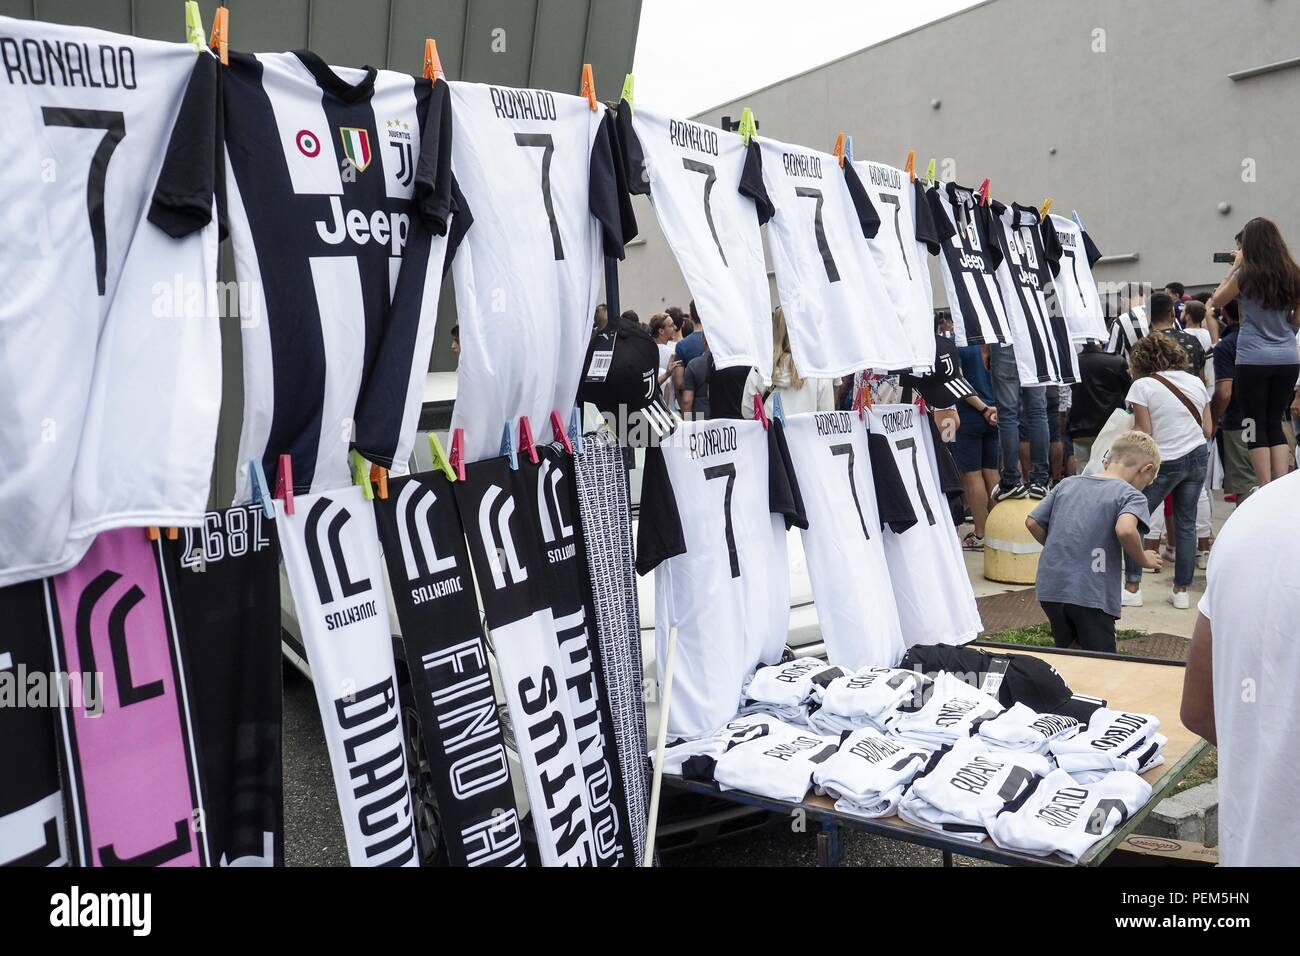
left=1197, top=551, right=1210, bottom=570
left=1169, top=591, right=1191, bottom=610
left=1122, top=589, right=1144, bottom=608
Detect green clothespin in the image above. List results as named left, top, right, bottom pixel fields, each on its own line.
left=738, top=107, right=757, bottom=146
left=428, top=432, right=456, bottom=481
left=184, top=1, right=205, bottom=52
left=925, top=158, right=937, bottom=185
left=621, top=73, right=635, bottom=110
left=349, top=449, right=374, bottom=501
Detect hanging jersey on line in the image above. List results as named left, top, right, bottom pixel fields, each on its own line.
left=927, top=182, right=1010, bottom=348
left=0, top=18, right=221, bottom=587
left=1042, top=214, right=1106, bottom=344
left=622, top=104, right=774, bottom=381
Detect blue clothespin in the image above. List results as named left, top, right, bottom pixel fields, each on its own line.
left=1072, top=209, right=1084, bottom=231
left=500, top=422, right=518, bottom=470
left=770, top=391, right=786, bottom=426
left=568, top=406, right=583, bottom=456
left=248, top=460, right=274, bottom=518
left=843, top=135, right=854, bottom=165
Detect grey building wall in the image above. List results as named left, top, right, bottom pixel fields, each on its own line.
left=620, top=0, right=1300, bottom=321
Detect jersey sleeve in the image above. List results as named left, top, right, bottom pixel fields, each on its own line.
left=842, top=162, right=881, bottom=240
left=412, top=79, right=454, bottom=235
left=929, top=414, right=964, bottom=495
left=635, top=446, right=687, bottom=575
left=614, top=100, right=649, bottom=197
left=148, top=52, right=219, bottom=238
left=768, top=419, right=809, bottom=531
left=1040, top=216, right=1064, bottom=277
left=913, top=180, right=942, bottom=254
left=867, top=432, right=919, bottom=533
left=591, top=109, right=633, bottom=259
left=739, top=141, right=776, bottom=226
left=925, top=186, right=957, bottom=245
left=981, top=203, right=1005, bottom=271
left=1082, top=230, right=1103, bottom=267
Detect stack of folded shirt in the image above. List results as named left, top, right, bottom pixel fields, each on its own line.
left=738, top=657, right=845, bottom=725
left=653, top=713, right=777, bottom=776
left=1049, top=708, right=1167, bottom=784
left=984, top=768, right=1152, bottom=862
left=897, top=738, right=1052, bottom=844
left=811, top=728, right=932, bottom=819
left=888, top=672, right=1004, bottom=751
left=807, top=666, right=932, bottom=735
left=977, top=702, right=1084, bottom=755
left=705, top=719, right=841, bottom=803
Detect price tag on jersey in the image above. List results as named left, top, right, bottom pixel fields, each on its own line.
left=585, top=332, right=616, bottom=383
left=980, top=657, right=1011, bottom=698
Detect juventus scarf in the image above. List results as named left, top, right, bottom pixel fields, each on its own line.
left=571, top=433, right=651, bottom=865
left=277, top=487, right=418, bottom=867
left=164, top=506, right=283, bottom=866
left=46, top=527, right=208, bottom=867
left=373, top=471, right=527, bottom=867
left=0, top=581, right=69, bottom=866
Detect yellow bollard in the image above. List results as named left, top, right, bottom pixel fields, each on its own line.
left=983, top=498, right=1042, bottom=585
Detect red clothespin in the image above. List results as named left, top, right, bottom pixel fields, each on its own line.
left=209, top=5, right=229, bottom=65
left=518, top=416, right=539, bottom=465
left=449, top=428, right=466, bottom=481
left=369, top=464, right=389, bottom=500
left=274, top=453, right=294, bottom=516
left=752, top=392, right=769, bottom=430
left=904, top=150, right=916, bottom=182
left=423, top=38, right=444, bottom=80
left=551, top=410, right=574, bottom=456
left=580, top=63, right=598, bottom=111
left=831, top=132, right=846, bottom=168
left=978, top=178, right=991, bottom=207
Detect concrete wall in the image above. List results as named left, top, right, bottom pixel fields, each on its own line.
left=620, top=0, right=1300, bottom=319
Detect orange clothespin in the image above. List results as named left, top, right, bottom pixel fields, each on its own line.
left=147, top=526, right=160, bottom=541
left=752, top=393, right=769, bottom=430
left=369, top=464, right=389, bottom=500
left=449, top=427, right=466, bottom=481
left=580, top=63, right=598, bottom=111
left=518, top=416, right=539, bottom=465
left=166, top=527, right=179, bottom=540
left=551, top=410, right=574, bottom=456
left=274, top=454, right=294, bottom=516
left=422, top=38, right=444, bottom=81
left=208, top=5, right=229, bottom=65
left=831, top=132, right=846, bottom=168
left=904, top=150, right=916, bottom=182
left=978, top=178, right=991, bottom=206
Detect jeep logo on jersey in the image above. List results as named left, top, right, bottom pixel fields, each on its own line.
left=476, top=485, right=527, bottom=589
left=315, top=196, right=409, bottom=255
left=339, top=127, right=372, bottom=171
left=393, top=481, right=456, bottom=583
left=384, top=119, right=414, bottom=186
left=303, top=497, right=372, bottom=605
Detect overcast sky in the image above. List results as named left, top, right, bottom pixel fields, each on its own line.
left=632, top=0, right=982, bottom=117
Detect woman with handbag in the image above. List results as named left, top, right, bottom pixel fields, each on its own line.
left=1121, top=334, right=1213, bottom=610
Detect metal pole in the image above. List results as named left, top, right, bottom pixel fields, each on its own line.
left=641, top=626, right=679, bottom=866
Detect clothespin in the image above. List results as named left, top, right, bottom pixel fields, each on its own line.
left=1040, top=197, right=1053, bottom=218
left=350, top=449, right=374, bottom=501
left=752, top=393, right=769, bottom=430
left=1072, top=209, right=1085, bottom=231
left=422, top=38, right=445, bottom=80
left=620, top=73, right=635, bottom=110
left=449, top=428, right=466, bottom=481
left=737, top=107, right=757, bottom=146
left=905, top=150, right=916, bottom=183
left=551, top=410, right=574, bottom=456
left=166, top=527, right=179, bottom=540
left=184, top=1, right=205, bottom=52
left=567, top=407, right=584, bottom=457
left=518, top=415, right=539, bottom=465
left=208, top=5, right=228, bottom=65
left=580, top=63, right=598, bottom=111
left=832, top=132, right=846, bottom=168
left=770, top=391, right=787, bottom=426
left=370, top=465, right=389, bottom=500
left=925, top=158, right=937, bottom=185
left=147, top=526, right=160, bottom=541
left=500, top=423, right=517, bottom=470
left=274, top=454, right=294, bottom=516
left=428, top=432, right=456, bottom=481
left=978, top=178, right=991, bottom=206
left=248, top=460, right=275, bottom=518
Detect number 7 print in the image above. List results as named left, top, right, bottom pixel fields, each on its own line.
left=682, top=158, right=727, bottom=266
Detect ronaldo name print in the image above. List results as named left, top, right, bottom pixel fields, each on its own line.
left=374, top=471, right=527, bottom=867
left=278, top=487, right=417, bottom=867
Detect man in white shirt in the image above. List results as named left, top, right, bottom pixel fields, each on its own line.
left=1181, top=470, right=1300, bottom=866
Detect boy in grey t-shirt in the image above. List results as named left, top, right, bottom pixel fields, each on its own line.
left=1025, top=431, right=1164, bottom=652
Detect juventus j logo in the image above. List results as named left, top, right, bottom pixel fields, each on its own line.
left=477, top=485, right=528, bottom=589
left=74, top=570, right=163, bottom=707
left=394, top=481, right=456, bottom=582
left=304, top=497, right=372, bottom=604
left=536, top=460, right=573, bottom=545
left=385, top=119, right=414, bottom=187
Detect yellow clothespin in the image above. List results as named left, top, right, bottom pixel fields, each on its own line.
left=349, top=449, right=374, bottom=502
left=831, top=132, right=846, bottom=168
left=580, top=63, right=598, bottom=111
left=904, top=149, right=916, bottom=182
left=208, top=5, right=228, bottom=65
left=1040, top=197, right=1053, bottom=217
left=925, top=158, right=937, bottom=184
left=737, top=107, right=757, bottom=146
left=620, top=73, right=634, bottom=109
left=184, top=1, right=205, bottom=53
left=423, top=38, right=444, bottom=80
left=429, top=432, right=456, bottom=482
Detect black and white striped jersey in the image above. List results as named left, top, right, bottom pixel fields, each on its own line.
left=1106, top=306, right=1150, bottom=359
left=193, top=51, right=455, bottom=501
left=1042, top=214, right=1106, bottom=344
left=989, top=201, right=1080, bottom=386
left=928, top=182, right=1011, bottom=348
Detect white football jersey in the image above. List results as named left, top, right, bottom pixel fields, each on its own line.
left=449, top=82, right=624, bottom=462
left=751, top=137, right=914, bottom=376
left=743, top=657, right=845, bottom=708
left=1050, top=708, right=1166, bottom=782
left=1043, top=214, right=1107, bottom=343
left=868, top=404, right=982, bottom=647
left=625, top=105, right=773, bottom=380
left=854, top=161, right=941, bottom=370
left=985, top=768, right=1151, bottom=863
left=0, top=18, right=220, bottom=587
left=889, top=672, right=1005, bottom=751
left=989, top=201, right=1080, bottom=386
left=927, top=182, right=1011, bottom=347
left=977, top=702, right=1083, bottom=755
left=637, top=419, right=806, bottom=739
left=781, top=411, right=912, bottom=668
left=812, top=728, right=931, bottom=818
left=815, top=666, right=931, bottom=725
left=711, top=721, right=840, bottom=804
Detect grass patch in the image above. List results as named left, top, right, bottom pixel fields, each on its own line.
left=982, top=622, right=1145, bottom=649
left=1171, top=746, right=1218, bottom=796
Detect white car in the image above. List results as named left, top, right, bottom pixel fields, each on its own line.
left=278, top=372, right=825, bottom=862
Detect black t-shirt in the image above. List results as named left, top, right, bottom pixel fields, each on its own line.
left=1213, top=327, right=1245, bottom=431
left=1153, top=327, right=1206, bottom=378
left=1068, top=344, right=1132, bottom=439
left=898, top=335, right=974, bottom=409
